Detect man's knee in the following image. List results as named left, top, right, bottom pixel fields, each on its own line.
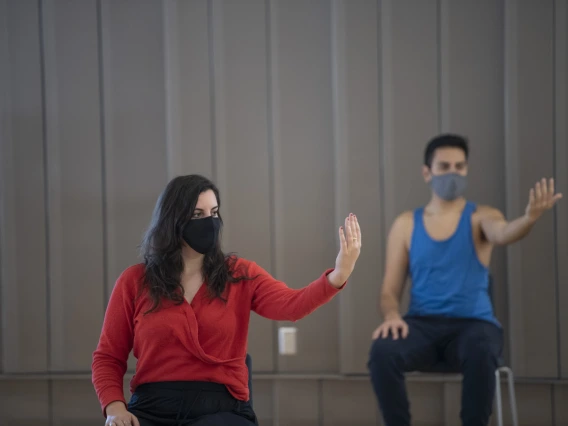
left=368, top=337, right=403, bottom=371
left=461, top=340, right=499, bottom=370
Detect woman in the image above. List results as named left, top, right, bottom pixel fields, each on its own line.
left=92, top=174, right=362, bottom=426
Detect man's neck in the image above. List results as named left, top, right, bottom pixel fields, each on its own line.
left=425, top=196, right=467, bottom=214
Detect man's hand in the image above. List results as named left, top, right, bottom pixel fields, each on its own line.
left=525, top=178, right=562, bottom=222
left=371, top=315, right=409, bottom=340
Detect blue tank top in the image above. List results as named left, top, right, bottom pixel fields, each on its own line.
left=407, top=201, right=500, bottom=326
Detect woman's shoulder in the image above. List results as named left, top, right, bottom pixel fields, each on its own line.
left=227, top=256, right=266, bottom=278
left=228, top=255, right=252, bottom=274
left=114, top=263, right=146, bottom=292
left=120, top=263, right=145, bottom=278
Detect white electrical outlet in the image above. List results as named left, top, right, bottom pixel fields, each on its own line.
left=278, top=327, right=297, bottom=355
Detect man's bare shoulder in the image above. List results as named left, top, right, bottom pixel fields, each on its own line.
left=393, top=210, right=414, bottom=228
left=474, top=204, right=504, bottom=220
left=390, top=210, right=414, bottom=248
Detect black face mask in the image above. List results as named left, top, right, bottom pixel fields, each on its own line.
left=182, top=216, right=221, bottom=254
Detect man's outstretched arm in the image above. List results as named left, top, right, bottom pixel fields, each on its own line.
left=480, top=178, right=562, bottom=246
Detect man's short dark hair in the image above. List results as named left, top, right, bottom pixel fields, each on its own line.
left=424, top=134, right=469, bottom=168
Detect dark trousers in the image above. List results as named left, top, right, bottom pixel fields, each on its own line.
left=368, top=316, right=503, bottom=426
left=127, top=381, right=258, bottom=426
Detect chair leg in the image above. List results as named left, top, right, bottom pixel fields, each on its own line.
left=500, top=367, right=519, bottom=426
left=494, top=368, right=504, bottom=426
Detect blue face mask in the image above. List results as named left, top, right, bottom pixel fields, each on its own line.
left=430, top=173, right=468, bottom=201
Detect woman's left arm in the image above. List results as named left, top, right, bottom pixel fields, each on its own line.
left=250, top=214, right=361, bottom=321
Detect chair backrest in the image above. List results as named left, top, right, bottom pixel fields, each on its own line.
left=245, top=353, right=253, bottom=407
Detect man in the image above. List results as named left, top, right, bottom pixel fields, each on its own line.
left=367, top=134, right=562, bottom=426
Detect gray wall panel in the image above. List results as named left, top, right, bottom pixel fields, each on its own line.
left=0, top=380, right=50, bottom=425
left=0, top=0, right=566, bottom=423
left=333, top=0, right=383, bottom=374
left=407, top=382, right=444, bottom=426
left=380, top=0, right=439, bottom=227
left=443, top=382, right=461, bottom=426
left=322, top=380, right=379, bottom=426
left=251, top=380, right=273, bottom=425
left=213, top=0, right=275, bottom=371
left=505, top=0, right=558, bottom=377
left=554, top=384, right=568, bottom=425
left=100, top=0, right=168, bottom=296
left=440, top=0, right=509, bottom=349
left=0, top=0, right=48, bottom=373
left=42, top=0, right=105, bottom=372
left=270, top=0, right=338, bottom=372
left=52, top=380, right=101, bottom=426
left=380, top=0, right=439, bottom=312
left=100, top=0, right=168, bottom=371
left=164, top=0, right=214, bottom=179
left=276, top=380, right=319, bottom=426
left=0, top=0, right=5, bottom=374
left=510, top=384, right=553, bottom=426
left=555, top=0, right=568, bottom=379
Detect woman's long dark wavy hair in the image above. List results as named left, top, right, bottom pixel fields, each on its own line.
left=140, top=174, right=247, bottom=313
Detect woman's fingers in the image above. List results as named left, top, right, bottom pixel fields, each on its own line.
left=350, top=214, right=357, bottom=239
left=338, top=225, right=347, bottom=251
left=106, top=414, right=136, bottom=426
left=344, top=215, right=354, bottom=246
left=354, top=214, right=361, bottom=244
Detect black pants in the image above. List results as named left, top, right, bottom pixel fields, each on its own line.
left=368, top=316, right=503, bottom=426
left=127, top=381, right=258, bottom=426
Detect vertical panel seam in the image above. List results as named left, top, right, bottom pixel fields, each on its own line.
left=551, top=383, right=556, bottom=426
left=163, top=0, right=176, bottom=179
left=265, top=0, right=278, bottom=374
left=207, top=0, right=217, bottom=181
left=96, top=0, right=109, bottom=313
left=376, top=0, right=387, bottom=313
left=438, top=0, right=450, bottom=134
left=436, top=0, right=442, bottom=133
left=48, top=378, right=54, bottom=426
left=318, top=379, right=324, bottom=426
left=0, top=0, right=7, bottom=375
left=504, top=0, right=521, bottom=372
left=163, top=0, right=181, bottom=180
left=330, top=0, right=339, bottom=374
left=498, top=0, right=511, bottom=368
left=330, top=0, right=347, bottom=374
left=38, top=0, right=51, bottom=374
left=552, top=0, right=561, bottom=380
left=272, top=380, right=279, bottom=426
left=39, top=0, right=54, bottom=420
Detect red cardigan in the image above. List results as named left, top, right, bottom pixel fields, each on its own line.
left=92, top=258, right=345, bottom=414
